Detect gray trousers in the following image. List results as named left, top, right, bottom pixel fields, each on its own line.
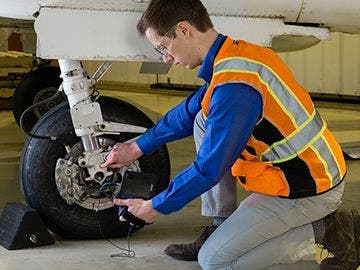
left=193, top=110, right=344, bottom=269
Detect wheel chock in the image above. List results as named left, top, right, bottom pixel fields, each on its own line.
left=0, top=202, right=54, bottom=250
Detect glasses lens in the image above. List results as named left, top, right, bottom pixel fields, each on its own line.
left=154, top=26, right=175, bottom=56
left=155, top=44, right=168, bottom=56
left=155, top=47, right=165, bottom=56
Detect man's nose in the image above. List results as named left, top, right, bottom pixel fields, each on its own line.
left=163, top=54, right=174, bottom=63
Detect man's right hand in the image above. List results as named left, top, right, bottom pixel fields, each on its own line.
left=100, top=142, right=143, bottom=168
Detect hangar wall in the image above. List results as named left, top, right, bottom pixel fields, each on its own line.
left=83, top=32, right=360, bottom=96
left=280, top=33, right=360, bottom=97
left=0, top=29, right=8, bottom=51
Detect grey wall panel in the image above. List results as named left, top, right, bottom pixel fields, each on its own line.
left=280, top=33, right=360, bottom=96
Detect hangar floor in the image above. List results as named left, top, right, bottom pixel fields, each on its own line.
left=0, top=85, right=359, bottom=270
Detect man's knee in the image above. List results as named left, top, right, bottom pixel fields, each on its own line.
left=198, top=247, right=213, bottom=270
left=198, top=246, right=227, bottom=270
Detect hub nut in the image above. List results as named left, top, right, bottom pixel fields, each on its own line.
left=67, top=187, right=75, bottom=195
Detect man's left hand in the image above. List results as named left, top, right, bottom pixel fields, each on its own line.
left=113, top=198, right=159, bottom=224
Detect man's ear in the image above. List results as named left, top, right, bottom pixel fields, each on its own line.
left=177, top=21, right=191, bottom=38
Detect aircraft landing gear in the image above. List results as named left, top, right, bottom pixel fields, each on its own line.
left=19, top=60, right=170, bottom=238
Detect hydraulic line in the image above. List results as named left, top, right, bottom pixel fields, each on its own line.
left=19, top=85, right=71, bottom=153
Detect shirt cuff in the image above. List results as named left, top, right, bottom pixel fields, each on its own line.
left=151, top=193, right=170, bottom=215
left=136, top=129, right=159, bottom=155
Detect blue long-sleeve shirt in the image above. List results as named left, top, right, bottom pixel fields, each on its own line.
left=136, top=34, right=263, bottom=214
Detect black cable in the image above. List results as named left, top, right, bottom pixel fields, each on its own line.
left=109, top=226, right=136, bottom=259
left=96, top=210, right=136, bottom=258
left=19, top=90, right=70, bottom=150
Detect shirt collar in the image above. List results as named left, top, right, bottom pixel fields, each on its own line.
left=197, top=33, right=227, bottom=83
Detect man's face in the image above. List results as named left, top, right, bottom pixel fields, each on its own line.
left=145, top=25, right=201, bottom=70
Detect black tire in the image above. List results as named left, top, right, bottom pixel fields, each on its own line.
left=20, top=96, right=170, bottom=239
left=13, top=66, right=64, bottom=130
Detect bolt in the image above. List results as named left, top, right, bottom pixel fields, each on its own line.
left=94, top=172, right=104, bottom=182
left=67, top=187, right=75, bottom=195
left=65, top=168, right=72, bottom=176
left=29, top=234, right=37, bottom=243
left=67, top=199, right=74, bottom=205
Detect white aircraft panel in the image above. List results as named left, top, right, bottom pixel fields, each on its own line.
left=39, top=0, right=148, bottom=12
left=35, top=6, right=330, bottom=60
left=39, top=0, right=304, bottom=22
left=203, top=0, right=303, bottom=22
left=0, top=0, right=39, bottom=20
left=298, top=0, right=360, bottom=33
left=212, top=17, right=329, bottom=48
left=35, top=8, right=160, bottom=61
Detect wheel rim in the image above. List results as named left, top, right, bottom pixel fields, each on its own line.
left=32, top=86, right=63, bottom=119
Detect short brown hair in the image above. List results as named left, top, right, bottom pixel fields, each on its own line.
left=137, top=0, right=213, bottom=38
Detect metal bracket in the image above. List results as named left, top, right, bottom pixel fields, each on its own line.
left=93, top=120, right=147, bottom=136
left=70, top=102, right=103, bottom=129
left=78, top=149, right=113, bottom=183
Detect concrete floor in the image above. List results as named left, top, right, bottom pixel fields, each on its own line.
left=0, top=87, right=359, bottom=270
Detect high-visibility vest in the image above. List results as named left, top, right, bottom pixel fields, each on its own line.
left=201, top=37, right=346, bottom=198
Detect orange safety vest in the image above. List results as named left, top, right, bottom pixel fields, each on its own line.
left=201, top=37, right=346, bottom=198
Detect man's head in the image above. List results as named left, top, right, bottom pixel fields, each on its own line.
left=137, top=0, right=215, bottom=69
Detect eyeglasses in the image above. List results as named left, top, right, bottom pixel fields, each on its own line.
left=154, top=25, right=177, bottom=56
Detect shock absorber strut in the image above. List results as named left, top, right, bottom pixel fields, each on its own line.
left=58, top=59, right=110, bottom=183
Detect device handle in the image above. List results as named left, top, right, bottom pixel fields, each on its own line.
left=118, top=206, right=151, bottom=229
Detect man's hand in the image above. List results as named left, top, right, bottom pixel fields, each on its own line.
left=101, top=142, right=143, bottom=168
left=113, top=198, right=159, bottom=224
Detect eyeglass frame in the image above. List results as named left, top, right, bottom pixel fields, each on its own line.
left=154, top=24, right=178, bottom=56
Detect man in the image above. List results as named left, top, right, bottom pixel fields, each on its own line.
left=101, top=0, right=359, bottom=269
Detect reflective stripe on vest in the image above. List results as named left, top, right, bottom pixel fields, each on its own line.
left=260, top=109, right=324, bottom=163
left=214, top=57, right=310, bottom=128
left=311, top=136, right=343, bottom=187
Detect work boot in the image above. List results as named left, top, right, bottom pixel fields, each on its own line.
left=320, top=209, right=360, bottom=270
left=164, top=225, right=217, bottom=261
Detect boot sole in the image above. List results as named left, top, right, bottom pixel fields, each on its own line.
left=164, top=250, right=198, bottom=261
left=352, top=209, right=360, bottom=269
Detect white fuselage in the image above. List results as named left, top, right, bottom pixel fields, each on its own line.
left=1, top=0, right=360, bottom=60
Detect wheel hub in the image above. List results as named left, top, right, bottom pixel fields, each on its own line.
left=54, top=139, right=141, bottom=211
